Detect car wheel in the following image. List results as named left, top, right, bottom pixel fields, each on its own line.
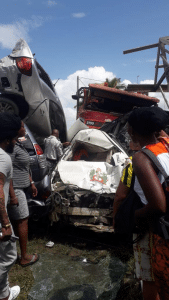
left=0, top=97, right=19, bottom=115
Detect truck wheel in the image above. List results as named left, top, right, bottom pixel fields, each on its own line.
left=0, top=97, right=19, bottom=115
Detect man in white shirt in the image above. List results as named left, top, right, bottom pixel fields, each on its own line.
left=44, top=129, right=70, bottom=177
left=44, top=129, right=63, bottom=162
left=45, top=130, right=63, bottom=172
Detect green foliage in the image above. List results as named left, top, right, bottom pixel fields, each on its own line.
left=105, top=77, right=125, bottom=89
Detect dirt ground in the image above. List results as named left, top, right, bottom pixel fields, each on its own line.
left=9, top=219, right=143, bottom=300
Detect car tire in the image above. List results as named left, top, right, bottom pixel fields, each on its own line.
left=0, top=96, right=19, bottom=115
left=0, top=95, right=29, bottom=119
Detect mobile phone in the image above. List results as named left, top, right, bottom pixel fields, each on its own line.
left=0, top=232, right=19, bottom=242
left=10, top=235, right=19, bottom=242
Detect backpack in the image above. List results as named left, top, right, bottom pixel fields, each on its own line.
left=114, top=175, right=144, bottom=239
left=142, top=148, right=169, bottom=240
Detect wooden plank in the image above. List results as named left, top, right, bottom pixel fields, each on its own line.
left=154, top=69, right=169, bottom=92
left=159, top=37, right=169, bottom=45
left=156, top=65, right=165, bottom=68
left=123, top=43, right=159, bottom=55
left=154, top=45, right=160, bottom=84
left=165, top=48, right=169, bottom=55
left=126, top=84, right=168, bottom=93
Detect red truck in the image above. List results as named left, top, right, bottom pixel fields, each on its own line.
left=72, top=83, right=159, bottom=129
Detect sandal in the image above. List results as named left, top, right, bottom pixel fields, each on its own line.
left=19, top=254, right=40, bottom=267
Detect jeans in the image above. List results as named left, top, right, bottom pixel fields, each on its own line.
left=0, top=238, right=17, bottom=299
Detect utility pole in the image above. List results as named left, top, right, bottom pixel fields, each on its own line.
left=76, top=76, right=79, bottom=119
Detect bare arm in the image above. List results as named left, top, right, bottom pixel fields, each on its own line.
left=0, top=173, right=12, bottom=240
left=133, top=151, right=166, bottom=223
left=113, top=181, right=130, bottom=227
left=56, top=141, right=63, bottom=159
left=29, top=174, right=38, bottom=197
left=113, top=181, right=130, bottom=219
left=9, top=179, right=19, bottom=206
left=62, top=142, right=71, bottom=148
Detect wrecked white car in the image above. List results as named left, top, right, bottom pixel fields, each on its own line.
left=49, top=128, right=129, bottom=232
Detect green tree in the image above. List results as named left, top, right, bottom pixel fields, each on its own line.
left=105, top=77, right=125, bottom=89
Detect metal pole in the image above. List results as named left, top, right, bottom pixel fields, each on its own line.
left=154, top=46, right=160, bottom=85
left=159, top=86, right=169, bottom=109
left=159, top=41, right=169, bottom=91
left=123, top=43, right=159, bottom=55
left=76, top=76, right=79, bottom=119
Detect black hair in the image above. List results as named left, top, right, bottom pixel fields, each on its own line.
left=0, top=112, right=21, bottom=142
left=128, top=106, right=169, bottom=136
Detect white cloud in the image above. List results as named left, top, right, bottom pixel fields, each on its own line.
left=64, top=107, right=77, bottom=129
left=140, top=79, right=154, bottom=84
left=138, top=79, right=169, bottom=111
left=122, top=79, right=132, bottom=86
left=53, top=66, right=116, bottom=129
left=149, top=92, right=169, bottom=111
left=0, top=23, right=29, bottom=49
left=47, top=1, right=57, bottom=6
left=0, top=16, right=44, bottom=49
left=72, top=13, right=86, bottom=18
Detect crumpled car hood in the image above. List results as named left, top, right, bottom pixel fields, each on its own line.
left=56, top=129, right=129, bottom=194
left=58, top=160, right=123, bottom=194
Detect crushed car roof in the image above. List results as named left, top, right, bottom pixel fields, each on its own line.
left=71, top=128, right=126, bottom=154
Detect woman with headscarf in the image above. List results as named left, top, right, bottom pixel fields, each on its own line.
left=127, top=106, right=169, bottom=300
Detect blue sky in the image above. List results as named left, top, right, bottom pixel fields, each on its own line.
left=0, top=0, right=169, bottom=128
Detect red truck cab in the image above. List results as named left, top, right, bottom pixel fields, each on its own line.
left=72, top=83, right=159, bottom=129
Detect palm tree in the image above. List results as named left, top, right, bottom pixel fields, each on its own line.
left=105, top=78, right=125, bottom=89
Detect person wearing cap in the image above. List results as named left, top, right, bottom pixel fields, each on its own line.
left=127, top=106, right=169, bottom=300
left=0, top=113, right=21, bottom=300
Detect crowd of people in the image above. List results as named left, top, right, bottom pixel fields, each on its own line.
left=0, top=105, right=169, bottom=299
left=0, top=114, right=69, bottom=300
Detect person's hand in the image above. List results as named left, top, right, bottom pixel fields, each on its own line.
left=0, top=226, right=12, bottom=242
left=31, top=184, right=38, bottom=198
left=63, top=142, right=71, bottom=147
left=9, top=195, right=19, bottom=206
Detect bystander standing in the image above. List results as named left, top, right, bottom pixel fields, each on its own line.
left=0, top=113, right=21, bottom=300
left=44, top=129, right=70, bottom=175
left=8, top=121, right=39, bottom=268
